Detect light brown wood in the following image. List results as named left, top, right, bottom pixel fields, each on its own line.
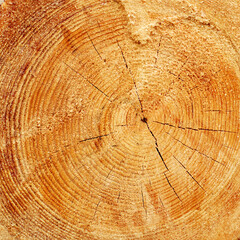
left=0, top=0, right=239, bottom=239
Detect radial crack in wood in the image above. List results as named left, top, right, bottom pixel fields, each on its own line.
left=0, top=0, right=239, bottom=239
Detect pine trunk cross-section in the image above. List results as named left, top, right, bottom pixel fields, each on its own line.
left=0, top=0, right=240, bottom=239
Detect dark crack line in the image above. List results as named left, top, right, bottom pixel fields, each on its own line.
left=190, top=86, right=199, bottom=91
left=117, top=192, right=121, bottom=202
left=117, top=41, right=168, bottom=171
left=76, top=163, right=86, bottom=172
left=63, top=62, right=112, bottom=102
left=168, top=71, right=178, bottom=77
left=154, top=121, right=237, bottom=134
left=159, top=196, right=165, bottom=209
left=106, top=166, right=114, bottom=180
left=87, top=32, right=104, bottom=61
left=186, top=170, right=206, bottom=191
left=156, top=147, right=168, bottom=170
left=141, top=187, right=145, bottom=209
left=159, top=196, right=171, bottom=220
left=117, top=40, right=129, bottom=69
left=146, top=122, right=169, bottom=171
left=148, top=177, right=152, bottom=186
left=117, top=40, right=143, bottom=112
left=206, top=109, right=222, bottom=112
left=91, top=200, right=101, bottom=221
left=159, top=196, right=170, bottom=216
left=223, top=145, right=237, bottom=151
left=133, top=84, right=143, bottom=112
left=115, top=124, right=136, bottom=127
left=155, top=35, right=163, bottom=65
left=54, top=133, right=113, bottom=155
left=191, top=102, right=194, bottom=117
left=173, top=156, right=205, bottom=191
left=168, top=52, right=194, bottom=81
left=72, top=163, right=87, bottom=181
left=205, top=109, right=232, bottom=113
left=142, top=165, right=152, bottom=186
left=141, top=187, right=147, bottom=216
left=168, top=70, right=185, bottom=82
left=78, top=133, right=112, bottom=143
left=166, top=132, right=226, bottom=167
left=178, top=52, right=193, bottom=75
left=164, top=172, right=182, bottom=202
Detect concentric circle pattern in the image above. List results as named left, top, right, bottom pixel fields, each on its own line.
left=0, top=0, right=240, bottom=239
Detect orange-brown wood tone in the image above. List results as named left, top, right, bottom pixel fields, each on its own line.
left=0, top=0, right=239, bottom=239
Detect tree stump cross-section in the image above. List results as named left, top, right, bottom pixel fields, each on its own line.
left=0, top=0, right=240, bottom=239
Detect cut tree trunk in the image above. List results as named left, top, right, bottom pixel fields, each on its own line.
left=0, top=0, right=239, bottom=239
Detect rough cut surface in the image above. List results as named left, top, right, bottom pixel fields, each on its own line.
left=0, top=0, right=239, bottom=239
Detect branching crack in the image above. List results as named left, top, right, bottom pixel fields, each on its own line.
left=117, top=41, right=168, bottom=171
left=154, top=121, right=237, bottom=134
left=63, top=62, right=112, bottom=102
left=166, top=132, right=226, bottom=167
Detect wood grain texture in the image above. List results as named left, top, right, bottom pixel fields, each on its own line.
left=0, top=0, right=239, bottom=239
